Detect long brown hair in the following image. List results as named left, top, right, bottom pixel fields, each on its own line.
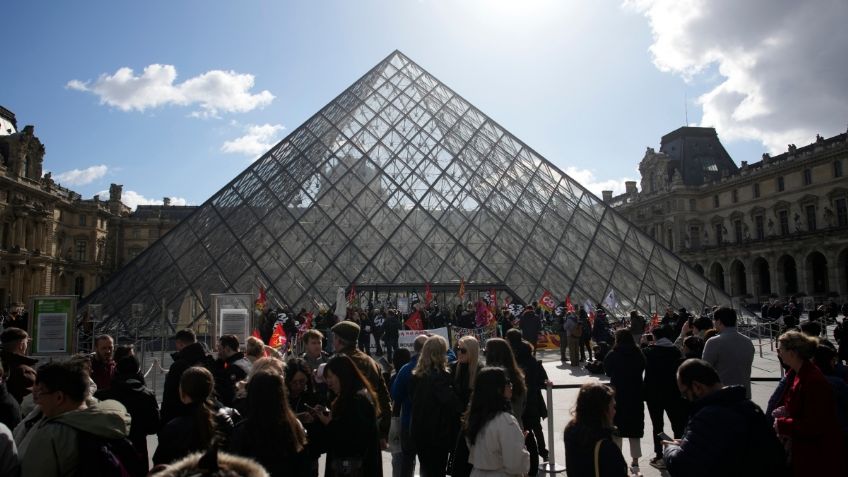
left=484, top=338, right=526, bottom=397
left=325, top=354, right=379, bottom=417
left=180, top=366, right=217, bottom=448
left=245, top=371, right=307, bottom=453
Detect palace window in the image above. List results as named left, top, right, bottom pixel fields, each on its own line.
left=803, top=168, right=812, bottom=186
left=837, top=198, right=847, bottom=227
left=753, top=183, right=761, bottom=198
left=713, top=195, right=719, bottom=208
left=835, top=160, right=843, bottom=178
left=754, top=215, right=764, bottom=240
left=777, top=176, right=785, bottom=192
left=732, top=190, right=739, bottom=203
left=79, top=214, right=87, bottom=226
left=714, top=223, right=723, bottom=245
left=734, top=219, right=743, bottom=243
left=689, top=199, right=696, bottom=211
left=779, top=210, right=789, bottom=235
left=75, top=239, right=87, bottom=262
left=806, top=205, right=816, bottom=232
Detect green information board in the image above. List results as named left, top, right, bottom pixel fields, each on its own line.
left=29, top=296, right=76, bottom=355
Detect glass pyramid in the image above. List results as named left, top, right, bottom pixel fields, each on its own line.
left=83, top=50, right=733, bottom=336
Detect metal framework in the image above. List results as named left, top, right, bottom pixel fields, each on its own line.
left=82, top=50, right=732, bottom=336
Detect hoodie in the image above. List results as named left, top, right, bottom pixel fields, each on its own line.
left=20, top=399, right=130, bottom=477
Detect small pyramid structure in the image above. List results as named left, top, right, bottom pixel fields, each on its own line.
left=84, top=50, right=730, bottom=334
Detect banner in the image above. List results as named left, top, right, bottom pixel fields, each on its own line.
left=449, top=322, right=498, bottom=348
left=535, top=330, right=562, bottom=350
left=398, top=327, right=449, bottom=350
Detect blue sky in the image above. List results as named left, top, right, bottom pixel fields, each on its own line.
left=5, top=0, right=847, bottom=208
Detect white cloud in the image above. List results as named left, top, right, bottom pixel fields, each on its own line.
left=67, top=64, right=274, bottom=117
left=97, top=189, right=189, bottom=211
left=626, top=0, right=848, bottom=152
left=564, top=166, right=636, bottom=197
left=221, top=123, right=285, bottom=156
left=54, top=164, right=108, bottom=186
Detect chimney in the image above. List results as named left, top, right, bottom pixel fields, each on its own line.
left=625, top=181, right=637, bottom=195
left=163, top=197, right=171, bottom=207
left=602, top=190, right=613, bottom=202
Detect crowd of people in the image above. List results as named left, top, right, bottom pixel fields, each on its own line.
left=0, top=296, right=845, bottom=476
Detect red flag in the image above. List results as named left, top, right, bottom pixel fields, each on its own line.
left=539, top=290, right=555, bottom=313
left=299, top=312, right=314, bottom=332
left=251, top=328, right=262, bottom=340
left=425, top=283, right=433, bottom=306
left=269, top=323, right=286, bottom=349
left=565, top=295, right=575, bottom=314
left=650, top=312, right=660, bottom=330
left=457, top=278, right=465, bottom=299
left=347, top=284, right=357, bottom=306
left=255, top=286, right=267, bottom=311
left=405, top=310, right=424, bottom=331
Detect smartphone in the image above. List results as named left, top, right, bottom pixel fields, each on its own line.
left=657, top=432, right=672, bottom=442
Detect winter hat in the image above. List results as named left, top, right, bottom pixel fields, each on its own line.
left=332, top=320, right=360, bottom=343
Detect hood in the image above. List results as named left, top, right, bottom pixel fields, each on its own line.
left=48, top=399, right=130, bottom=439
left=113, top=376, right=147, bottom=392
left=692, top=385, right=746, bottom=413
left=1, top=350, right=38, bottom=366
left=151, top=450, right=269, bottom=477
left=172, top=341, right=208, bottom=363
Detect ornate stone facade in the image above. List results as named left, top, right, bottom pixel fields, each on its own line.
left=608, top=126, right=848, bottom=305
left=0, top=107, right=196, bottom=310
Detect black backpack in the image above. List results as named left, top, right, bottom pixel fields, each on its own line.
left=75, top=429, right=147, bottom=477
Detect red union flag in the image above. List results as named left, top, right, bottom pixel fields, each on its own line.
left=347, top=284, right=356, bottom=306
left=565, top=295, right=575, bottom=314
left=269, top=323, right=286, bottom=349
left=405, top=309, right=424, bottom=331
left=539, top=290, right=555, bottom=313
left=255, top=286, right=267, bottom=311
left=457, top=278, right=466, bottom=299
left=425, top=282, right=433, bottom=306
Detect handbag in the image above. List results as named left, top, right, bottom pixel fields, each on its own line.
left=329, top=457, right=364, bottom=477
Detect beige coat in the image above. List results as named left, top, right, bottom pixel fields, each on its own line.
left=466, top=411, right=530, bottom=477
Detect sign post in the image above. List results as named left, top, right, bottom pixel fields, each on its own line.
left=210, top=293, right=253, bottom=350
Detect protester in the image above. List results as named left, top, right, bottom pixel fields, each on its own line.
left=577, top=309, right=593, bottom=361
left=214, top=335, right=252, bottom=407
left=300, top=329, right=329, bottom=371
left=90, top=334, right=116, bottom=391
left=0, top=360, right=21, bottom=429
left=662, top=359, right=787, bottom=477
left=484, top=338, right=527, bottom=425
left=383, top=310, right=402, bottom=361
left=463, top=367, right=530, bottom=476
left=642, top=325, right=687, bottom=469
left=628, top=311, right=646, bottom=341
left=564, top=312, right=582, bottom=366
left=154, top=366, right=235, bottom=466
left=229, top=371, right=309, bottom=477
left=18, top=361, right=133, bottom=477
left=773, top=331, right=845, bottom=477
left=330, top=320, right=391, bottom=442
left=285, top=357, right=325, bottom=475
left=390, top=334, right=428, bottom=477
left=451, top=335, right=480, bottom=411
left=702, top=307, right=755, bottom=398
left=603, top=329, right=645, bottom=474
left=563, top=382, right=628, bottom=477
left=519, top=306, right=542, bottom=351
left=0, top=328, right=36, bottom=404
left=314, top=355, right=382, bottom=477
left=94, top=355, right=160, bottom=465
left=160, top=329, right=215, bottom=426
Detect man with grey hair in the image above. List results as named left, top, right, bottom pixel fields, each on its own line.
left=390, top=334, right=429, bottom=477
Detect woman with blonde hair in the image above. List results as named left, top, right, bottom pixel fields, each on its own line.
left=451, top=336, right=480, bottom=410
left=774, top=330, right=844, bottom=476
left=411, top=335, right=462, bottom=476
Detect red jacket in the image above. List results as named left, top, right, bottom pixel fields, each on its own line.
left=776, top=361, right=845, bottom=477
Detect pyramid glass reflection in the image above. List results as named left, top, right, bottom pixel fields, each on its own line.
left=84, top=50, right=732, bottom=335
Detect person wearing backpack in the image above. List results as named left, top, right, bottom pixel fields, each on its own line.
left=18, top=361, right=140, bottom=477
left=663, top=358, right=788, bottom=477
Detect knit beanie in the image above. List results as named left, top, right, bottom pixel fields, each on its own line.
left=332, top=320, right=360, bottom=343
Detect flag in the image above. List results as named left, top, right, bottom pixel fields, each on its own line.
left=334, top=287, right=346, bottom=320
left=565, top=295, right=575, bottom=314
left=299, top=312, right=314, bottom=332
left=269, top=323, right=286, bottom=349
left=650, top=312, right=660, bottom=329
left=251, top=328, right=262, bottom=340
left=476, top=300, right=493, bottom=327
left=539, top=290, right=555, bottom=313
left=425, top=282, right=433, bottom=306
left=458, top=278, right=465, bottom=300
left=255, top=286, right=267, bottom=311
left=603, top=289, right=619, bottom=310
left=584, top=299, right=596, bottom=325
left=405, top=309, right=424, bottom=331
left=347, top=284, right=357, bottom=306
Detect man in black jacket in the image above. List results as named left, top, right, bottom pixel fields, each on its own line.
left=663, top=359, right=786, bottom=477
left=160, top=329, right=214, bottom=426
left=213, top=334, right=252, bottom=407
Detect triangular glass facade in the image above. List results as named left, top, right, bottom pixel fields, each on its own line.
left=84, top=50, right=733, bottom=335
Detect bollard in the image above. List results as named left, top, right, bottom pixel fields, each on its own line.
left=539, top=381, right=566, bottom=475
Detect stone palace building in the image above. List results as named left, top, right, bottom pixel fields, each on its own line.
left=607, top=126, right=848, bottom=306
left=0, top=106, right=196, bottom=311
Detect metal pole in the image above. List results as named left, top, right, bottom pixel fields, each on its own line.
left=540, top=381, right=566, bottom=475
